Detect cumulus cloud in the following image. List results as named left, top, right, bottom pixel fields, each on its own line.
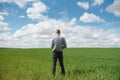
left=10, top=19, right=63, bottom=48
left=0, top=1, right=120, bottom=48
left=106, top=0, right=120, bottom=17
left=26, top=1, right=48, bottom=20
left=0, top=0, right=37, bottom=8
left=0, top=12, right=10, bottom=48
left=79, top=12, right=104, bottom=23
left=0, top=26, right=10, bottom=32
left=19, top=16, right=25, bottom=18
left=0, top=17, right=120, bottom=48
left=0, top=15, right=4, bottom=21
left=92, top=0, right=104, bottom=6
left=0, top=14, right=9, bottom=32
left=58, top=10, right=70, bottom=22
left=77, top=2, right=89, bottom=10
left=69, top=17, right=77, bottom=26
left=0, top=11, right=9, bottom=15
left=0, top=32, right=11, bottom=41
left=0, top=15, right=8, bottom=28
left=0, top=32, right=12, bottom=47
left=0, top=14, right=10, bottom=47
left=67, top=27, right=120, bottom=47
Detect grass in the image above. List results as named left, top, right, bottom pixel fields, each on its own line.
left=0, top=48, right=120, bottom=80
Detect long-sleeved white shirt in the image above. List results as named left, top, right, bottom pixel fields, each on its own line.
left=51, top=36, right=67, bottom=52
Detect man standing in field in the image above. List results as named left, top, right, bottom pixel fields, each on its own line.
left=51, top=29, right=67, bottom=76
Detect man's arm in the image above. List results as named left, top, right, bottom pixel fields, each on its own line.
left=51, top=39, right=54, bottom=49
left=62, top=38, right=67, bottom=49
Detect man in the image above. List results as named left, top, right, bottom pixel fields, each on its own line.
left=51, top=29, right=67, bottom=76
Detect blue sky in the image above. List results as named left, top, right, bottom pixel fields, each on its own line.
left=0, top=0, right=120, bottom=48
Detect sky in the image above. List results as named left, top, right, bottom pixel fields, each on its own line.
left=0, top=0, right=120, bottom=48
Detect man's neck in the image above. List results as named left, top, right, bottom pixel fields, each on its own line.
left=56, top=34, right=60, bottom=37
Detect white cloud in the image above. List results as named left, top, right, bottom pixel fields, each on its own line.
left=69, top=17, right=77, bottom=26
left=0, top=15, right=11, bottom=47
left=79, top=12, right=104, bottom=23
left=26, top=1, right=48, bottom=20
left=0, top=32, right=11, bottom=41
left=0, top=32, right=12, bottom=47
left=106, top=0, right=120, bottom=17
left=0, top=12, right=9, bottom=33
left=0, top=15, right=4, bottom=21
left=0, top=11, right=8, bottom=15
left=0, top=26, right=10, bottom=32
left=92, top=0, right=104, bottom=6
left=77, top=2, right=89, bottom=10
left=0, top=15, right=8, bottom=28
left=0, top=0, right=37, bottom=8
left=0, top=17, right=120, bottom=48
left=0, top=1, right=120, bottom=48
left=0, top=24, right=9, bottom=34
left=19, top=16, right=25, bottom=18
left=11, top=19, right=57, bottom=48
left=58, top=10, right=69, bottom=22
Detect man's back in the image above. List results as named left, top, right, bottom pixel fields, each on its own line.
left=51, top=36, right=67, bottom=52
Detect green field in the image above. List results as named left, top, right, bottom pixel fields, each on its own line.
left=0, top=48, right=120, bottom=80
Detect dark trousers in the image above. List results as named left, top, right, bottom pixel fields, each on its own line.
left=52, top=51, right=65, bottom=76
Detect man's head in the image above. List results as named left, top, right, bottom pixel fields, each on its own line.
left=55, top=29, right=61, bottom=36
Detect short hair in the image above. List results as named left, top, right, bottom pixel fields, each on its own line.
left=56, top=29, right=60, bottom=34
